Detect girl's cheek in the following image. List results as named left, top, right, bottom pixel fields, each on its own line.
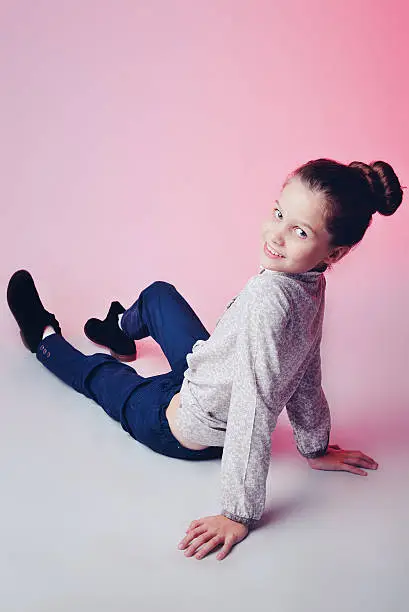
left=296, top=246, right=313, bottom=261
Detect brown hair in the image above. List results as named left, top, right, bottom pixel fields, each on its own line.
left=283, top=158, right=405, bottom=267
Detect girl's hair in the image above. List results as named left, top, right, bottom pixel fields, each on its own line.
left=283, top=159, right=405, bottom=258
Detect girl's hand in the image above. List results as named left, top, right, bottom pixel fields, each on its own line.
left=307, top=444, right=379, bottom=476
left=178, top=515, right=249, bottom=561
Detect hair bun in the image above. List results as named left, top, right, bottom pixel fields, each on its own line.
left=349, top=160, right=405, bottom=216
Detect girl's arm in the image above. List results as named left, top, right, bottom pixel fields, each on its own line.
left=285, top=344, right=378, bottom=475
left=219, top=287, right=294, bottom=527
left=179, top=287, right=295, bottom=561
left=179, top=288, right=377, bottom=561
left=285, top=337, right=331, bottom=459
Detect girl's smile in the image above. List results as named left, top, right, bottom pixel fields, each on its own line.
left=263, top=242, right=285, bottom=259
left=260, top=177, right=349, bottom=273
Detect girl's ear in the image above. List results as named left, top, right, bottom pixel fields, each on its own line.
left=324, top=245, right=350, bottom=265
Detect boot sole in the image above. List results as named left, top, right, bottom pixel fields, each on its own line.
left=84, top=334, right=137, bottom=362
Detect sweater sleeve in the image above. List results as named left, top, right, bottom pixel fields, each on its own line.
left=220, top=288, right=293, bottom=528
left=285, top=338, right=331, bottom=459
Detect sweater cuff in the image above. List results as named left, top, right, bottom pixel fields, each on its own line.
left=221, top=511, right=258, bottom=529
left=297, top=431, right=330, bottom=459
left=298, top=441, right=329, bottom=459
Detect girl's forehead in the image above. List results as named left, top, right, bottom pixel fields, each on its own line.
left=281, top=180, right=327, bottom=229
left=282, top=178, right=319, bottom=206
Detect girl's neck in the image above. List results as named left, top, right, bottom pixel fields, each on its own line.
left=310, top=262, right=328, bottom=272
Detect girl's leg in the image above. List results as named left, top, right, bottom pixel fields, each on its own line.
left=115, top=282, right=223, bottom=460
left=37, top=333, right=147, bottom=423
left=121, top=281, right=210, bottom=373
left=7, top=269, right=222, bottom=461
left=37, top=333, right=223, bottom=461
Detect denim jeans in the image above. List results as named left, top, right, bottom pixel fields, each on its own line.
left=37, top=281, right=224, bottom=461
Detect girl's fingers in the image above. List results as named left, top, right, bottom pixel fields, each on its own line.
left=360, top=453, right=378, bottom=467
left=194, top=535, right=224, bottom=560
left=179, top=526, right=207, bottom=549
left=360, top=458, right=378, bottom=469
left=342, top=463, right=367, bottom=476
left=348, top=456, right=372, bottom=466
left=216, top=537, right=235, bottom=561
left=350, top=451, right=378, bottom=465
left=332, top=446, right=378, bottom=467
left=188, top=519, right=201, bottom=531
left=186, top=521, right=205, bottom=535
left=185, top=531, right=216, bottom=558
left=343, top=455, right=377, bottom=469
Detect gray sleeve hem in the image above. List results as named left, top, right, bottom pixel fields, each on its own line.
left=298, top=442, right=329, bottom=459
left=221, top=511, right=258, bottom=528
left=297, top=430, right=330, bottom=459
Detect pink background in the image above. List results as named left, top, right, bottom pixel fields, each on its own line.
left=1, top=0, right=408, bottom=431
left=1, top=3, right=409, bottom=606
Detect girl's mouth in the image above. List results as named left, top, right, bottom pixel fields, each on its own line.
left=264, top=242, right=285, bottom=259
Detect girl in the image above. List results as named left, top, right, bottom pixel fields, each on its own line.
left=7, top=158, right=404, bottom=562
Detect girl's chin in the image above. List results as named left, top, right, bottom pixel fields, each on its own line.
left=261, top=258, right=310, bottom=274
left=261, top=259, right=289, bottom=270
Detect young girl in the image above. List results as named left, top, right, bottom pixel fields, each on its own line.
left=7, top=158, right=404, bottom=562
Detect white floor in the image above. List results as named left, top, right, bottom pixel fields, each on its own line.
left=1, top=314, right=408, bottom=612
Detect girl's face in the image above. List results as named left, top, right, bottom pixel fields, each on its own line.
left=260, top=178, right=347, bottom=273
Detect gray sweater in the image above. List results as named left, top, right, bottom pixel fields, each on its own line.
left=175, top=265, right=331, bottom=527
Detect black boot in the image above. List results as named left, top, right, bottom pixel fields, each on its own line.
left=84, top=301, right=136, bottom=362
left=7, top=270, right=62, bottom=353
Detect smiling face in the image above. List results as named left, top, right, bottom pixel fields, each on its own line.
left=260, top=177, right=348, bottom=273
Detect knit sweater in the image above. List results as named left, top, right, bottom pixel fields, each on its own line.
left=175, top=265, right=331, bottom=527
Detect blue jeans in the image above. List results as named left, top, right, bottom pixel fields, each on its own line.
left=37, top=281, right=224, bottom=461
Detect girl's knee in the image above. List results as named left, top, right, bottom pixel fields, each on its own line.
left=145, top=280, right=176, bottom=295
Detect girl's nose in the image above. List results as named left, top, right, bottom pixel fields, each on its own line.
left=272, top=234, right=285, bottom=246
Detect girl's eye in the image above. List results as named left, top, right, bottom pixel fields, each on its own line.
left=295, top=228, right=308, bottom=239
left=274, top=209, right=308, bottom=239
